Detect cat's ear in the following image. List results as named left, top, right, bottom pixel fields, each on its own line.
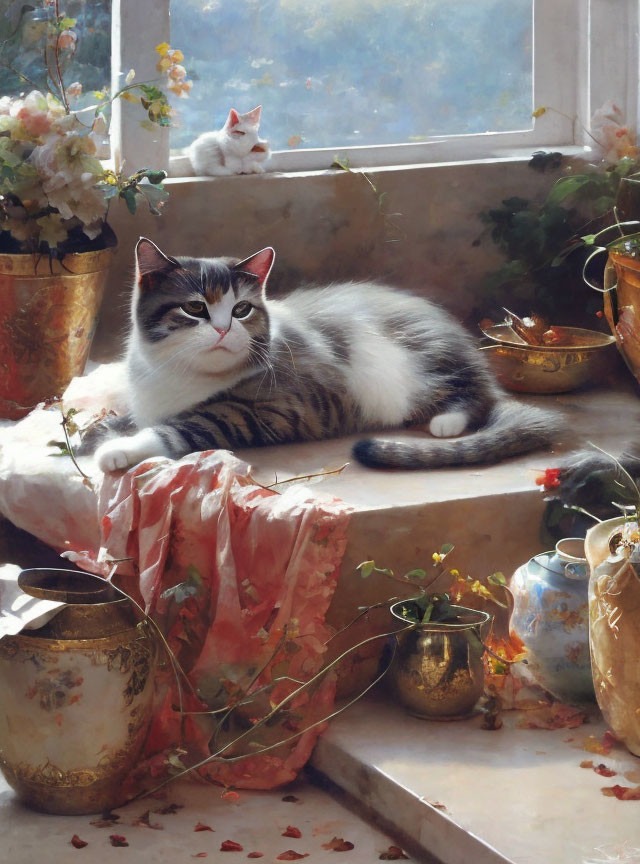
left=226, top=108, right=240, bottom=128
left=244, top=105, right=262, bottom=125
left=135, top=238, right=179, bottom=283
left=234, top=247, right=275, bottom=292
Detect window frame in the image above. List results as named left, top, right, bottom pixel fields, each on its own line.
left=111, top=0, right=639, bottom=176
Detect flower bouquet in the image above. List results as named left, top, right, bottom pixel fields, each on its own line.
left=0, top=1, right=192, bottom=418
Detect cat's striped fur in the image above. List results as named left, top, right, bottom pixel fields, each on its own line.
left=90, top=238, right=561, bottom=473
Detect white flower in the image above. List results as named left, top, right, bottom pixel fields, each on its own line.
left=36, top=214, right=69, bottom=247
left=27, top=130, right=106, bottom=232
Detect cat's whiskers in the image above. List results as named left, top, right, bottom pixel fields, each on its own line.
left=277, top=335, right=297, bottom=371
left=249, top=343, right=277, bottom=397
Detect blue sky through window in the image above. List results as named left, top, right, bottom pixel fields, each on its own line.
left=170, top=0, right=533, bottom=151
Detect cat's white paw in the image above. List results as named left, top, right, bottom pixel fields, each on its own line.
left=95, top=438, right=138, bottom=473
left=429, top=410, right=469, bottom=438
left=95, top=428, right=169, bottom=473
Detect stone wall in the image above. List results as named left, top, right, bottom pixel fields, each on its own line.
left=91, top=159, right=565, bottom=360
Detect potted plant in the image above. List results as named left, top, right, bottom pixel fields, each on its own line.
left=0, top=3, right=192, bottom=418
left=581, top=223, right=640, bottom=385
left=478, top=102, right=640, bottom=328
left=357, top=549, right=517, bottom=720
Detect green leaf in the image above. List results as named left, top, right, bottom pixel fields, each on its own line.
left=122, top=187, right=137, bottom=214
left=140, top=84, right=165, bottom=101
left=47, top=440, right=70, bottom=457
left=581, top=234, right=597, bottom=246
left=331, top=157, right=351, bottom=172
left=593, top=196, right=614, bottom=216
left=546, top=175, right=596, bottom=205
left=96, top=182, right=119, bottom=201
left=488, top=572, right=507, bottom=587
left=439, top=543, right=454, bottom=556
left=147, top=170, right=167, bottom=185
left=356, top=560, right=375, bottom=578
left=138, top=182, right=170, bottom=216
left=404, top=568, right=427, bottom=580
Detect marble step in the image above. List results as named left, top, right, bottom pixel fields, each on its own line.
left=311, top=696, right=639, bottom=864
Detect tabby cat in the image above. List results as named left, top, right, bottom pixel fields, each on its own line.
left=89, top=238, right=561, bottom=473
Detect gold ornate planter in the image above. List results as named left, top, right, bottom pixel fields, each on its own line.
left=585, top=518, right=640, bottom=756
left=389, top=602, right=490, bottom=720
left=603, top=235, right=640, bottom=385
left=0, top=569, right=157, bottom=814
left=0, top=247, right=114, bottom=419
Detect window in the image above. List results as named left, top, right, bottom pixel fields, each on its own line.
left=107, top=0, right=640, bottom=174
left=170, top=0, right=533, bottom=151
left=0, top=0, right=111, bottom=113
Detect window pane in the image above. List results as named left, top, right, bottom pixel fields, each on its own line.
left=0, top=1, right=111, bottom=111
left=171, top=0, right=532, bottom=151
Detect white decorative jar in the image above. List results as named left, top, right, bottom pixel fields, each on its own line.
left=0, top=569, right=157, bottom=814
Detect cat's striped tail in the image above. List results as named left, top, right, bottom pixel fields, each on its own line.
left=352, top=400, right=563, bottom=470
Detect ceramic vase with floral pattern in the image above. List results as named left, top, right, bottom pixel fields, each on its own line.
left=0, top=569, right=157, bottom=814
left=510, top=538, right=594, bottom=702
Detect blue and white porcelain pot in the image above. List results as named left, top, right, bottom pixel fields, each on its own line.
left=509, top=538, right=594, bottom=702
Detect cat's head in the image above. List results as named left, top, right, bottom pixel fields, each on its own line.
left=223, top=106, right=261, bottom=149
left=132, top=237, right=274, bottom=377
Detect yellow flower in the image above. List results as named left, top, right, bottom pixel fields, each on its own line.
left=532, top=106, right=547, bottom=118
left=432, top=552, right=443, bottom=564
left=155, top=42, right=170, bottom=56
left=169, top=49, right=184, bottom=63
left=468, top=579, right=494, bottom=600
left=449, top=569, right=460, bottom=579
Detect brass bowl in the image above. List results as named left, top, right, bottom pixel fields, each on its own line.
left=480, top=324, right=617, bottom=394
left=389, top=602, right=490, bottom=720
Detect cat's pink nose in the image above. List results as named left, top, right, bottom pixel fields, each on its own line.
left=214, top=327, right=228, bottom=336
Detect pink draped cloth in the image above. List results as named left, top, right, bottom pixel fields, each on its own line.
left=74, top=450, right=351, bottom=790
left=0, top=377, right=352, bottom=790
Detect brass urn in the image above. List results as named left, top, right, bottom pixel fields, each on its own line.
left=389, top=602, right=490, bottom=720
left=585, top=518, right=640, bottom=757
left=0, top=247, right=114, bottom=419
left=0, top=568, right=157, bottom=814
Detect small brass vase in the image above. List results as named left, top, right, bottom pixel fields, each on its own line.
left=390, top=602, right=490, bottom=720
left=0, top=247, right=114, bottom=419
left=0, top=569, right=157, bottom=814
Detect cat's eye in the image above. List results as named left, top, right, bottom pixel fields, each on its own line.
left=181, top=300, right=208, bottom=318
left=232, top=301, right=253, bottom=319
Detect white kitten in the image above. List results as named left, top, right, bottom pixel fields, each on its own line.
left=188, top=106, right=271, bottom=176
